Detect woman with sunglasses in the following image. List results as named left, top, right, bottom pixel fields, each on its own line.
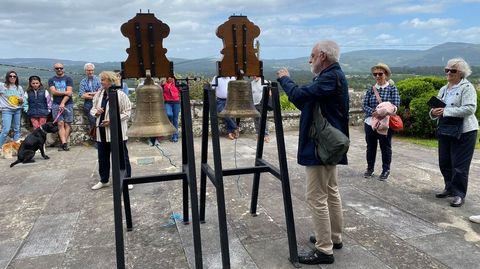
left=430, top=58, right=478, bottom=207
left=362, top=63, right=401, bottom=181
left=0, top=70, right=24, bottom=147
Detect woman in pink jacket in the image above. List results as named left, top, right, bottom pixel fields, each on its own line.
left=162, top=76, right=180, bottom=142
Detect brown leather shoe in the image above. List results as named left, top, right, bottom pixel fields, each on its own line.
left=450, top=196, right=464, bottom=207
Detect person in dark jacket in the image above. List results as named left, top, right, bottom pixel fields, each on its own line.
left=23, top=76, right=52, bottom=129
left=277, top=40, right=349, bottom=265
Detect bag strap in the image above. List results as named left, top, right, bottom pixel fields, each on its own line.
left=372, top=86, right=382, bottom=103
left=312, top=73, right=349, bottom=136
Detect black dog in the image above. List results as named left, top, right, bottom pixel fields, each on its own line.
left=10, top=122, right=59, bottom=167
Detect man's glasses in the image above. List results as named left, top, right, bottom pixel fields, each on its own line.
left=372, top=73, right=384, bottom=77
left=55, top=67, right=64, bottom=70
left=444, top=68, right=457, bottom=74
left=9, top=75, right=17, bottom=78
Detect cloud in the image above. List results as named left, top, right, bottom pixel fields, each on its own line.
left=388, top=3, right=447, bottom=14
left=0, top=0, right=479, bottom=62
left=401, top=18, right=458, bottom=29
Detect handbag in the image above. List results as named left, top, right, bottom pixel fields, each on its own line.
left=389, top=115, right=404, bottom=131
left=436, top=117, right=463, bottom=139
left=372, top=86, right=404, bottom=131
left=310, top=103, right=350, bottom=165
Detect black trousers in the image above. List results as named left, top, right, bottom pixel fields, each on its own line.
left=364, top=123, right=393, bottom=172
left=97, top=140, right=131, bottom=183
left=438, top=130, right=477, bottom=198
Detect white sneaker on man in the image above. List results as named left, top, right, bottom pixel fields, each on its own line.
left=469, top=215, right=480, bottom=224
left=91, top=182, right=111, bottom=190
left=128, top=184, right=133, bottom=190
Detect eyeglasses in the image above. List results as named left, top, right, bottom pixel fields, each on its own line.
left=9, top=75, right=17, bottom=78
left=444, top=68, right=457, bottom=74
left=55, top=67, right=64, bottom=70
left=373, top=73, right=384, bottom=77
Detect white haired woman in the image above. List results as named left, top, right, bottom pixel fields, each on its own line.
left=431, top=58, right=478, bottom=207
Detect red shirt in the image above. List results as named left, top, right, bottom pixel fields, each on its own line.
left=163, top=81, right=180, bottom=102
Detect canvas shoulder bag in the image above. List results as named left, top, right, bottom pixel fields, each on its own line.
left=309, top=74, right=350, bottom=165
left=309, top=103, right=350, bottom=165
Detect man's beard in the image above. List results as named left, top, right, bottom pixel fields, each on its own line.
left=310, top=65, right=319, bottom=76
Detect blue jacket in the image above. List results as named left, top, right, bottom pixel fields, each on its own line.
left=26, top=88, right=49, bottom=117
left=278, top=62, right=349, bottom=166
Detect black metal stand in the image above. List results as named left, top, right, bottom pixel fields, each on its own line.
left=109, top=85, right=203, bottom=269
left=199, top=82, right=299, bottom=268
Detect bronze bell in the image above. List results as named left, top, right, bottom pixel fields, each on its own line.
left=218, top=80, right=260, bottom=118
left=127, top=76, right=176, bottom=137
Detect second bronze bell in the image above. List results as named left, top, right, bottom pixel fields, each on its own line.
left=127, top=77, right=177, bottom=137
left=218, top=80, right=260, bottom=118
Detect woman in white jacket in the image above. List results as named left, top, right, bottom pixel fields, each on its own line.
left=430, top=58, right=478, bottom=207
left=90, top=71, right=132, bottom=190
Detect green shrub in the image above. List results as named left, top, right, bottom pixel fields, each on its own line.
left=280, top=93, right=298, bottom=111
left=396, top=79, right=435, bottom=108
left=405, top=90, right=438, bottom=138
left=394, top=77, right=438, bottom=138
left=417, top=76, right=447, bottom=90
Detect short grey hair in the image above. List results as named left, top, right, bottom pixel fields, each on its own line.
left=84, top=63, right=95, bottom=71
left=446, top=58, right=472, bottom=78
left=314, top=40, right=340, bottom=62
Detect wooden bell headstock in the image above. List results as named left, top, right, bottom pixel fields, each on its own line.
left=216, top=15, right=262, bottom=78
left=121, top=12, right=173, bottom=79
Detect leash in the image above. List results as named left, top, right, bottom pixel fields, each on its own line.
left=52, top=107, right=69, bottom=123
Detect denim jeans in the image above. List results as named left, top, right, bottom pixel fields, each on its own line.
left=254, top=104, right=269, bottom=135
left=165, top=102, right=181, bottom=141
left=83, top=100, right=96, bottom=129
left=0, top=108, right=22, bottom=147
left=216, top=98, right=236, bottom=133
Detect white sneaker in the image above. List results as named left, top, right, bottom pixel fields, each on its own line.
left=469, top=215, right=480, bottom=224
left=128, top=184, right=133, bottom=190
left=91, top=182, right=110, bottom=190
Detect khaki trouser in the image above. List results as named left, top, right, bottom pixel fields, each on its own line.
left=306, top=165, right=343, bottom=255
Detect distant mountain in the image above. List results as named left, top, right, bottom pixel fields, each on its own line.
left=1, top=42, right=478, bottom=76
left=341, top=42, right=480, bottom=72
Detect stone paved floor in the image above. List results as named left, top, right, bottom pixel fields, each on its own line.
left=1, top=127, right=480, bottom=269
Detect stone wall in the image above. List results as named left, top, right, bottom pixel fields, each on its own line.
left=3, top=92, right=365, bottom=145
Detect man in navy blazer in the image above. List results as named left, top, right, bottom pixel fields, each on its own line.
left=277, top=40, right=349, bottom=265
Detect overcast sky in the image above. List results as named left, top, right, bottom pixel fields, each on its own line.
left=1, top=0, right=480, bottom=63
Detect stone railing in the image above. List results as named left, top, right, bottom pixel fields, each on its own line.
left=4, top=92, right=365, bottom=145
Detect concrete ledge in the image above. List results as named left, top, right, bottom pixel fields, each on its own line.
left=2, top=92, right=366, bottom=145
